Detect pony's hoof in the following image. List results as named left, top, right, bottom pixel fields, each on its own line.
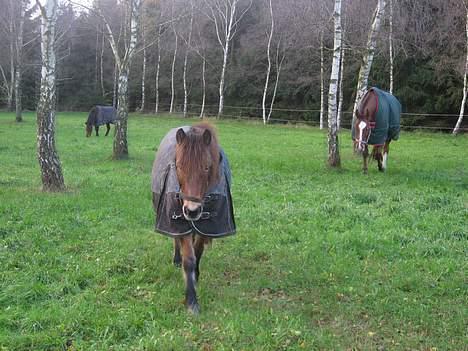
left=173, top=259, right=181, bottom=268
left=187, top=303, right=200, bottom=315
left=363, top=169, right=368, bottom=175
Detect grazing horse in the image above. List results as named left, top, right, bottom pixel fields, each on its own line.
left=151, top=123, right=235, bottom=314
left=352, top=87, right=401, bottom=174
left=85, top=105, right=118, bottom=137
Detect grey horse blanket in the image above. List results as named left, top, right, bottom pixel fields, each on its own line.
left=352, top=87, right=401, bottom=146
left=87, top=106, right=118, bottom=126
left=151, top=127, right=236, bottom=238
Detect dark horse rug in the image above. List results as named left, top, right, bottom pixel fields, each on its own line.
left=352, top=87, right=401, bottom=145
left=151, top=127, right=236, bottom=238
left=87, top=105, right=118, bottom=127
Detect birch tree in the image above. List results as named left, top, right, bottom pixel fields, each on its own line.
left=154, top=25, right=162, bottom=114
left=139, top=24, right=147, bottom=112
left=169, top=20, right=178, bottom=114
left=453, top=3, right=468, bottom=135
left=319, top=31, right=325, bottom=130
left=97, top=0, right=142, bottom=159
left=203, top=0, right=252, bottom=118
left=353, top=0, right=386, bottom=115
left=182, top=0, right=194, bottom=118
left=327, top=0, right=342, bottom=168
left=14, top=0, right=26, bottom=122
left=388, top=0, right=394, bottom=94
left=36, top=0, right=65, bottom=191
left=261, top=0, right=274, bottom=124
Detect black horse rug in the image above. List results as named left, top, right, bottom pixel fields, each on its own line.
left=87, top=105, right=118, bottom=127
left=151, top=127, right=236, bottom=238
left=352, top=87, right=401, bottom=145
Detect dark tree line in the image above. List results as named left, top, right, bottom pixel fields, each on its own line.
left=0, top=0, right=466, bottom=129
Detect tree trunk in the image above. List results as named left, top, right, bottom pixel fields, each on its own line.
left=112, top=61, right=118, bottom=107
left=389, top=0, right=394, bottom=94
left=15, top=0, right=25, bottom=122
left=170, top=26, right=178, bottom=114
left=327, top=0, right=342, bottom=168
left=140, top=33, right=147, bottom=112
left=262, top=0, right=274, bottom=125
left=8, top=0, right=15, bottom=112
left=200, top=57, right=206, bottom=118
left=337, top=31, right=345, bottom=131
left=453, top=6, right=468, bottom=135
left=36, top=0, right=65, bottom=191
left=183, top=1, right=194, bottom=118
left=113, top=66, right=129, bottom=159
left=319, top=32, right=325, bottom=129
left=155, top=26, right=161, bottom=114
left=267, top=40, right=285, bottom=122
left=100, top=26, right=105, bottom=98
left=353, top=0, right=386, bottom=115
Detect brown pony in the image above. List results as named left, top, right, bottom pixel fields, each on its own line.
left=173, top=123, right=220, bottom=314
left=353, top=87, right=401, bottom=174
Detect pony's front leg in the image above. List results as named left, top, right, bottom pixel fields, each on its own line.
left=180, top=235, right=199, bottom=314
left=95, top=125, right=100, bottom=136
left=173, top=238, right=182, bottom=267
left=382, top=141, right=391, bottom=171
left=193, top=236, right=210, bottom=282
left=362, top=146, right=369, bottom=174
left=105, top=123, right=111, bottom=136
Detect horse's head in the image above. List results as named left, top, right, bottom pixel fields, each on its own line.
left=85, top=122, right=93, bottom=137
left=353, top=109, right=372, bottom=154
left=175, top=124, right=220, bottom=221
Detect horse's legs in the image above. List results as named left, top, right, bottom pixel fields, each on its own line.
left=105, top=123, right=110, bottom=136
left=95, top=125, right=99, bottom=136
left=374, top=146, right=384, bottom=172
left=363, top=146, right=369, bottom=174
left=173, top=238, right=182, bottom=267
left=180, top=235, right=199, bottom=314
left=382, top=141, right=391, bottom=171
left=193, top=236, right=210, bottom=281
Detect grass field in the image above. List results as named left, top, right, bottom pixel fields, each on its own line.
left=0, top=111, right=466, bottom=350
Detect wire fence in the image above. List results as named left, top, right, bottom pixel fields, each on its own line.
left=143, top=102, right=467, bottom=132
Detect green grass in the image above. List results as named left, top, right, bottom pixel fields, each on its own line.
left=0, top=111, right=466, bottom=350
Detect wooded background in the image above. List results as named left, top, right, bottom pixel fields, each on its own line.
left=0, top=0, right=466, bottom=128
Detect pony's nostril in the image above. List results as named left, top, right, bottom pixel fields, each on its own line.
left=183, top=206, right=202, bottom=220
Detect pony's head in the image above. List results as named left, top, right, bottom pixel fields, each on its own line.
left=85, top=107, right=96, bottom=137
left=175, top=124, right=220, bottom=221
left=85, top=122, right=93, bottom=137
left=353, top=109, right=372, bottom=154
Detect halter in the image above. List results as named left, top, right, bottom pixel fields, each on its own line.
left=355, top=119, right=373, bottom=148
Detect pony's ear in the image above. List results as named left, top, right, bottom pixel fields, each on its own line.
left=202, top=129, right=211, bottom=146
left=176, top=128, right=186, bottom=144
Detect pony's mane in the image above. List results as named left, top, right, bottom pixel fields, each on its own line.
left=176, top=123, right=220, bottom=186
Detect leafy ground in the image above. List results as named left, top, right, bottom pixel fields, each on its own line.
left=0, top=112, right=466, bottom=350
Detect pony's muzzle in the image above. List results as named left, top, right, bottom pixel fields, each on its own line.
left=183, top=203, right=203, bottom=221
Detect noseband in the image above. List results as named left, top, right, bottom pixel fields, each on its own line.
left=355, top=119, right=374, bottom=147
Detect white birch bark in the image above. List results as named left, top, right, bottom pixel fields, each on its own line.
left=15, top=0, right=25, bottom=122
left=262, top=0, right=274, bottom=125
left=337, top=31, right=345, bottom=131
left=200, top=57, right=206, bottom=118
left=453, top=6, right=468, bottom=135
left=328, top=0, right=342, bottom=168
left=389, top=0, right=394, bottom=94
left=353, top=0, right=386, bottom=115
left=100, top=26, right=105, bottom=97
left=98, top=0, right=141, bottom=159
left=183, top=1, right=194, bottom=118
left=139, top=30, right=147, bottom=112
left=112, top=60, right=118, bottom=107
left=169, top=24, right=178, bottom=114
left=36, top=0, right=64, bottom=191
left=267, top=39, right=285, bottom=123
left=7, top=0, right=15, bottom=111
left=204, top=0, right=252, bottom=118
left=319, top=31, right=325, bottom=129
left=155, top=25, right=161, bottom=114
